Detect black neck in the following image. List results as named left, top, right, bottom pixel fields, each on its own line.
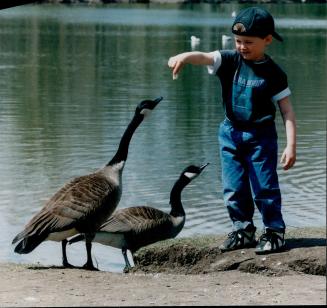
left=107, top=113, right=143, bottom=166
left=169, top=176, right=190, bottom=217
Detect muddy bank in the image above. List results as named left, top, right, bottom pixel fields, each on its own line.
left=132, top=227, right=326, bottom=276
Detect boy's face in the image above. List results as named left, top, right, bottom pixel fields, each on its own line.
left=234, top=34, right=273, bottom=61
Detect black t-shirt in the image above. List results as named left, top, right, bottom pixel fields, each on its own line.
left=208, top=50, right=291, bottom=125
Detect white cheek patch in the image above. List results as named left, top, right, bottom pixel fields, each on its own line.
left=184, top=172, right=197, bottom=180
left=140, top=108, right=152, bottom=117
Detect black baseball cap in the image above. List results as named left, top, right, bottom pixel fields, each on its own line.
left=232, top=7, right=283, bottom=42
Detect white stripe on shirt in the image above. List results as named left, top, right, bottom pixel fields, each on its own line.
left=272, top=87, right=291, bottom=103
left=207, top=50, right=222, bottom=75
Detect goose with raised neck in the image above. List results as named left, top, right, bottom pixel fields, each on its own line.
left=12, top=97, right=163, bottom=270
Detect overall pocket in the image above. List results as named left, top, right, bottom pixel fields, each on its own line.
left=232, top=82, right=253, bottom=121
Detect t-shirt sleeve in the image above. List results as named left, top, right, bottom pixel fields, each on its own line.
left=207, top=50, right=238, bottom=76
left=207, top=50, right=222, bottom=75
left=272, top=88, right=291, bottom=103
left=269, top=64, right=291, bottom=103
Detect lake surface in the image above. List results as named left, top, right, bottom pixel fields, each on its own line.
left=0, top=3, right=326, bottom=272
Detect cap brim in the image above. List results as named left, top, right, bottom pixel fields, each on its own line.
left=273, top=31, right=283, bottom=42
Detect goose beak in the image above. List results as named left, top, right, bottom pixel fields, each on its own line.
left=153, top=96, right=163, bottom=105
left=200, top=162, right=210, bottom=171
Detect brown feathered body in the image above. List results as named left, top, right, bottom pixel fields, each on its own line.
left=94, top=205, right=185, bottom=254
left=12, top=164, right=123, bottom=254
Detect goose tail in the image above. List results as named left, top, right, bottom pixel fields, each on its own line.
left=13, top=234, right=47, bottom=254
left=12, top=230, right=27, bottom=245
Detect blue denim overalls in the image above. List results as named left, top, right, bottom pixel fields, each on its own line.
left=219, top=58, right=286, bottom=233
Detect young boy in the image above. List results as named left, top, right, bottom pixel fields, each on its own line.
left=168, top=7, right=296, bottom=254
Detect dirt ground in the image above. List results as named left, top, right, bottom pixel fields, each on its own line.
left=0, top=227, right=325, bottom=306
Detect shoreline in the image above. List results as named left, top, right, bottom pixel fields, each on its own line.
left=1, top=227, right=326, bottom=306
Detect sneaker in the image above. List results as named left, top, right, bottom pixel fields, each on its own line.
left=219, top=225, right=257, bottom=252
left=255, top=229, right=285, bottom=255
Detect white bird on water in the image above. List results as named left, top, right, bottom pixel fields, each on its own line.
left=190, top=35, right=200, bottom=49
left=222, top=34, right=232, bottom=48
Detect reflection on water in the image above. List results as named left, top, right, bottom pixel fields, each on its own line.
left=0, top=3, right=326, bottom=272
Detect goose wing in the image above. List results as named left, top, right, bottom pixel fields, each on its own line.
left=13, top=172, right=117, bottom=244
left=100, top=206, right=171, bottom=234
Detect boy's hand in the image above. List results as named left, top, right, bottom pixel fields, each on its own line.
left=168, top=52, right=214, bottom=79
left=280, top=146, right=296, bottom=170
left=168, top=55, right=185, bottom=80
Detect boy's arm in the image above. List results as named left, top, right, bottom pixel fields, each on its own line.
left=168, top=52, right=214, bottom=79
left=278, top=96, right=297, bottom=170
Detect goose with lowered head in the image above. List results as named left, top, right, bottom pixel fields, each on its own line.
left=69, top=163, right=209, bottom=272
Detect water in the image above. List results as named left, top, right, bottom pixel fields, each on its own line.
left=0, top=3, right=326, bottom=272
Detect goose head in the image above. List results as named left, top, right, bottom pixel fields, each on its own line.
left=182, top=163, right=209, bottom=181
left=136, top=96, right=163, bottom=118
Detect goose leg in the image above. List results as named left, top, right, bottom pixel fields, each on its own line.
left=82, top=233, right=99, bottom=271
left=122, top=247, right=132, bottom=273
left=62, top=239, right=75, bottom=268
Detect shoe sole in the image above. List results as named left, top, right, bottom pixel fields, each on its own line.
left=220, top=242, right=257, bottom=252
left=255, top=246, right=286, bottom=255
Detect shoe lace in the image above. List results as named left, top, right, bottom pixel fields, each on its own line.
left=259, top=232, right=271, bottom=242
left=227, top=231, right=238, bottom=239
left=227, top=229, right=252, bottom=241
left=259, top=230, right=284, bottom=242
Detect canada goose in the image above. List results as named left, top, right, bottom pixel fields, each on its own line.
left=12, top=96, right=163, bottom=270
left=68, top=163, right=209, bottom=272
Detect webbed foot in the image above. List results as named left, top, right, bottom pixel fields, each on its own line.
left=62, top=261, right=76, bottom=269
left=82, top=262, right=99, bottom=271
left=123, top=266, right=132, bottom=273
